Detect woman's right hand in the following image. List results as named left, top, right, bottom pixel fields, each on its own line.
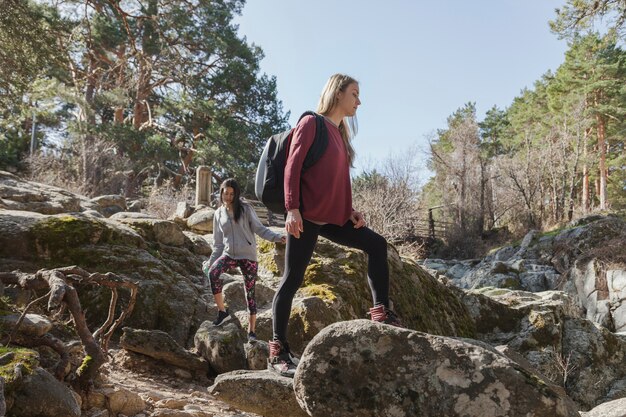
left=286, top=209, right=304, bottom=238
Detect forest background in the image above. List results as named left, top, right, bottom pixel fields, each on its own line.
left=0, top=0, right=625, bottom=258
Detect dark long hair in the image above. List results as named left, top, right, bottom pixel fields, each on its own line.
left=219, top=178, right=244, bottom=222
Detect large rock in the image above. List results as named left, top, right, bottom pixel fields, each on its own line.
left=183, top=231, right=212, bottom=256
left=120, top=327, right=208, bottom=372
left=222, top=280, right=275, bottom=313
left=9, top=367, right=81, bottom=417
left=244, top=340, right=269, bottom=370
left=459, top=287, right=626, bottom=410
left=0, top=170, right=89, bottom=214
left=104, top=387, right=146, bottom=416
left=186, top=208, right=215, bottom=233
left=258, top=238, right=476, bottom=338
left=209, top=370, right=308, bottom=417
left=0, top=208, right=212, bottom=346
left=581, top=397, right=626, bottom=417
left=90, top=194, right=127, bottom=217
left=194, top=318, right=246, bottom=374
left=293, top=320, right=580, bottom=417
left=111, top=212, right=188, bottom=246
left=561, top=317, right=626, bottom=409
left=0, top=313, right=52, bottom=337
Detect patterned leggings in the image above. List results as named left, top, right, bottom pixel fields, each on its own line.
left=204, top=255, right=258, bottom=315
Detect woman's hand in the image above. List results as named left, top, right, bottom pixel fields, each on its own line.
left=350, top=210, right=366, bottom=228
left=286, top=209, right=304, bottom=238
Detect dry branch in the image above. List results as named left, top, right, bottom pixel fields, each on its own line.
left=0, top=266, right=139, bottom=389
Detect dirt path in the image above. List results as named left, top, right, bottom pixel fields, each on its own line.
left=100, top=350, right=262, bottom=417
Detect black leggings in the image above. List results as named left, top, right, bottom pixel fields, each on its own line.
left=272, top=219, right=389, bottom=343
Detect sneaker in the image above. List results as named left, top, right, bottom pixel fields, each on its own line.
left=369, top=304, right=404, bottom=328
left=212, top=309, right=229, bottom=326
left=248, top=331, right=258, bottom=344
left=267, top=340, right=297, bottom=377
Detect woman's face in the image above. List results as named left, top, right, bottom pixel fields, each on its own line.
left=221, top=186, right=235, bottom=205
left=336, top=82, right=361, bottom=117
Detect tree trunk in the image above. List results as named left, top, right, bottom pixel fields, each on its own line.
left=113, top=46, right=127, bottom=124
left=133, top=56, right=150, bottom=130
left=82, top=54, right=98, bottom=193
left=596, top=114, right=608, bottom=210
left=582, top=127, right=591, bottom=213
left=478, top=160, right=486, bottom=235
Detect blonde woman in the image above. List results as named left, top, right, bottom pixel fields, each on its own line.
left=268, top=74, right=402, bottom=377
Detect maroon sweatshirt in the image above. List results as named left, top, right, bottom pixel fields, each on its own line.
left=284, top=115, right=352, bottom=225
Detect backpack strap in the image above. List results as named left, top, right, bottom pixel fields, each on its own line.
left=297, top=111, right=328, bottom=171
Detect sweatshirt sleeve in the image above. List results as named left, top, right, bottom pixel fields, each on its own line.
left=247, top=205, right=283, bottom=242
left=208, top=210, right=224, bottom=266
left=284, top=115, right=317, bottom=211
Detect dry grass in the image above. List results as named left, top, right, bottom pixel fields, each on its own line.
left=145, top=181, right=196, bottom=219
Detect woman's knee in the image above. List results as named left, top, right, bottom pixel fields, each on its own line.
left=366, top=231, right=387, bottom=255
left=209, top=269, right=221, bottom=282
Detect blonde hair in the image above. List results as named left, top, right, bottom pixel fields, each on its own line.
left=316, top=74, right=358, bottom=167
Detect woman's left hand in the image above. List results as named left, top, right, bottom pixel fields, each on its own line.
left=350, top=211, right=366, bottom=228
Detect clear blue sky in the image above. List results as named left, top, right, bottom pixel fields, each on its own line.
left=235, top=1, right=569, bottom=180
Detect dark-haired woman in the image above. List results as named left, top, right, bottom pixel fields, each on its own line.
left=203, top=178, right=285, bottom=343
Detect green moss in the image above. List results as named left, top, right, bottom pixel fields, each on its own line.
left=300, top=284, right=338, bottom=303
left=32, top=215, right=105, bottom=248
left=256, top=239, right=282, bottom=275
left=76, top=354, right=93, bottom=375
left=501, top=277, right=521, bottom=289
left=302, top=260, right=323, bottom=286
left=258, top=251, right=280, bottom=275
left=477, top=287, right=511, bottom=297
left=257, top=239, right=275, bottom=254
left=0, top=347, right=39, bottom=384
left=339, top=263, right=359, bottom=276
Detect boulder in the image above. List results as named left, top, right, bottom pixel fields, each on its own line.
left=244, top=340, right=269, bottom=370
left=460, top=287, right=626, bottom=409
left=208, top=370, right=307, bottom=417
left=222, top=280, right=275, bottom=313
left=194, top=318, right=246, bottom=374
left=186, top=208, right=215, bottom=233
left=9, top=367, right=81, bottom=417
left=106, top=387, right=146, bottom=417
left=293, top=320, right=580, bottom=417
left=182, top=231, right=212, bottom=256
left=257, top=238, right=476, bottom=338
left=0, top=170, right=87, bottom=214
left=0, top=313, right=52, bottom=337
left=111, top=212, right=187, bottom=246
left=174, top=201, right=193, bottom=220
left=120, top=327, right=208, bottom=372
left=0, top=208, right=212, bottom=346
left=582, top=397, right=626, bottom=417
left=90, top=195, right=127, bottom=217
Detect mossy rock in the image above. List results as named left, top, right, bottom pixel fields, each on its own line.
left=29, top=214, right=145, bottom=261
left=286, top=237, right=476, bottom=338
left=257, top=238, right=285, bottom=276
left=0, top=210, right=211, bottom=346
left=0, top=346, right=39, bottom=393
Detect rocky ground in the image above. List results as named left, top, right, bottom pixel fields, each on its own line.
left=100, top=349, right=261, bottom=417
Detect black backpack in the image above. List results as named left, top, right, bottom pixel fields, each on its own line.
left=255, top=111, right=328, bottom=213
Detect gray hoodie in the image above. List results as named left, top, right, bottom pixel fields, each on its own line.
left=208, top=203, right=282, bottom=266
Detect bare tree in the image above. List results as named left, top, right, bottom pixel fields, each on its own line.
left=353, top=147, right=425, bottom=255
